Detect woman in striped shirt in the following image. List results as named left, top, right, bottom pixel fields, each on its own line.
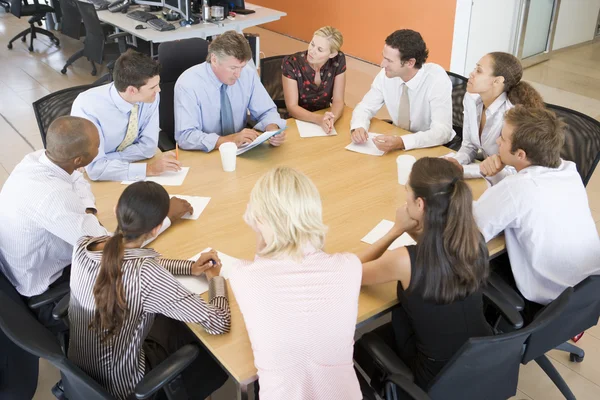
left=68, top=181, right=231, bottom=400
left=229, top=167, right=363, bottom=400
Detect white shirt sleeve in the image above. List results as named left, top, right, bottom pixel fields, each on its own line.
left=473, top=181, right=519, bottom=242
left=350, top=71, right=385, bottom=132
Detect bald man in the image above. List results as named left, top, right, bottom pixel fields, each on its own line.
left=0, top=116, right=189, bottom=327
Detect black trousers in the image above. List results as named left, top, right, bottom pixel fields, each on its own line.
left=143, top=315, right=228, bottom=399
left=25, top=266, right=71, bottom=335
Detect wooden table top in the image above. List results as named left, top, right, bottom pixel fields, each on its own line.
left=90, top=106, right=505, bottom=384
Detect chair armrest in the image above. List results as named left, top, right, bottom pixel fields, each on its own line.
left=28, top=282, right=70, bottom=309
left=106, top=32, right=129, bottom=41
left=359, top=331, right=414, bottom=381
left=52, top=293, right=70, bottom=321
left=134, top=344, right=200, bottom=399
left=488, top=271, right=525, bottom=311
left=387, top=374, right=431, bottom=400
left=482, top=285, right=524, bottom=330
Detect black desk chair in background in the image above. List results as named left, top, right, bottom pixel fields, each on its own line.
left=260, top=54, right=288, bottom=119
left=7, top=0, right=60, bottom=52
left=445, top=71, right=468, bottom=151
left=157, top=38, right=209, bottom=151
left=545, top=103, right=600, bottom=187
left=1, top=0, right=9, bottom=12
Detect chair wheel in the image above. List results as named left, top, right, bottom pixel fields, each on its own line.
left=570, top=353, right=584, bottom=363
left=53, top=38, right=60, bottom=46
left=29, top=45, right=34, bottom=52
left=21, top=36, right=27, bottom=42
left=61, top=68, right=67, bottom=74
left=7, top=43, right=12, bottom=49
left=91, top=70, right=97, bottom=76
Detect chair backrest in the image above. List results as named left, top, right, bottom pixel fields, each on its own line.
left=446, top=71, right=468, bottom=134
left=157, top=38, right=209, bottom=144
left=0, top=291, right=114, bottom=400
left=59, top=0, right=83, bottom=40
left=77, top=1, right=106, bottom=64
left=9, top=0, right=23, bottom=17
left=260, top=55, right=286, bottom=110
left=32, top=83, right=98, bottom=148
left=523, top=276, right=600, bottom=363
left=546, top=103, right=600, bottom=186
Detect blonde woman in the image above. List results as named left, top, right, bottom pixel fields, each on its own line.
left=229, top=167, right=362, bottom=400
left=282, top=26, right=346, bottom=134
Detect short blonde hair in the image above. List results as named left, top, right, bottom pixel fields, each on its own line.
left=314, top=26, right=343, bottom=54
left=246, top=167, right=327, bottom=259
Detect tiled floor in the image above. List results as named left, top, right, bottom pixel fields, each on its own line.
left=1, top=9, right=599, bottom=400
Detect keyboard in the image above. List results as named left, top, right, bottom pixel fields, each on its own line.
left=126, top=10, right=158, bottom=22
left=90, top=0, right=110, bottom=10
left=147, top=18, right=176, bottom=31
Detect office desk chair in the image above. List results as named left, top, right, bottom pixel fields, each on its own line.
left=260, top=55, right=288, bottom=119
left=7, top=0, right=60, bottom=52
left=545, top=103, right=600, bottom=187
left=157, top=38, right=209, bottom=151
left=1, top=0, right=9, bottom=12
left=355, top=286, right=572, bottom=400
left=445, top=71, right=468, bottom=151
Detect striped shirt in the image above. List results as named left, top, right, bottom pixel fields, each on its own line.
left=229, top=248, right=363, bottom=400
left=0, top=150, right=108, bottom=296
left=68, top=236, right=231, bottom=400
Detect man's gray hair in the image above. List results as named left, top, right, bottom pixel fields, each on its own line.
left=207, top=30, right=252, bottom=62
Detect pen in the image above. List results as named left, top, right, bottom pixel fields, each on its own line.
left=175, top=143, right=179, bottom=160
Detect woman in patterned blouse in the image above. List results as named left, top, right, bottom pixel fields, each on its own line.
left=68, top=181, right=231, bottom=400
left=282, top=26, right=347, bottom=134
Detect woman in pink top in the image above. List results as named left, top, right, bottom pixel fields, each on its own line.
left=229, top=166, right=363, bottom=400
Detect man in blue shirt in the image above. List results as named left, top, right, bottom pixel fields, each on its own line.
left=71, top=50, right=181, bottom=181
left=174, top=30, right=286, bottom=152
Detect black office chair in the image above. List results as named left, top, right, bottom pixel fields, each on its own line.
left=445, top=71, right=468, bottom=151
left=7, top=0, right=60, bottom=52
left=0, top=0, right=9, bottom=12
left=260, top=54, right=288, bottom=118
left=355, top=285, right=572, bottom=400
left=33, top=83, right=99, bottom=148
left=69, top=1, right=130, bottom=76
left=157, top=38, right=209, bottom=151
left=0, top=290, right=202, bottom=400
left=544, top=103, right=600, bottom=187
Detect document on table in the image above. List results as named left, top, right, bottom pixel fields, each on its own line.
left=122, top=167, right=190, bottom=186
left=361, top=219, right=416, bottom=250
left=169, top=195, right=210, bottom=220
left=236, top=127, right=287, bottom=155
left=175, top=248, right=241, bottom=294
left=345, top=133, right=385, bottom=156
left=296, top=120, right=338, bottom=137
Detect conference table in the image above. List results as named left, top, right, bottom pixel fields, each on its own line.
left=90, top=107, right=506, bottom=399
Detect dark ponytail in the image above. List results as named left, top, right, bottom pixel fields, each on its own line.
left=90, top=181, right=170, bottom=341
left=408, top=158, right=489, bottom=304
left=488, top=52, right=544, bottom=108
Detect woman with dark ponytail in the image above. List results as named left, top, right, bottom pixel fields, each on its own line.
left=68, top=181, right=231, bottom=400
left=358, top=157, right=491, bottom=390
left=448, top=52, right=544, bottom=184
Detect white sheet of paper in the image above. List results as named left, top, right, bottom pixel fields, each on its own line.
left=440, top=151, right=457, bottom=158
left=189, top=248, right=240, bottom=280
left=296, top=120, right=338, bottom=137
left=169, top=195, right=210, bottom=220
left=236, top=127, right=286, bottom=155
left=122, top=167, right=190, bottom=186
left=361, top=219, right=416, bottom=250
left=175, top=248, right=240, bottom=294
left=345, top=133, right=385, bottom=156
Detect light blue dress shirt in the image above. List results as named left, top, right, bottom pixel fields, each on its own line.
left=174, top=62, right=286, bottom=152
left=71, top=83, right=160, bottom=181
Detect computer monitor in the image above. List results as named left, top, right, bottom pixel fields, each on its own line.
left=134, top=0, right=162, bottom=7
left=163, top=0, right=179, bottom=13
left=163, top=0, right=190, bottom=20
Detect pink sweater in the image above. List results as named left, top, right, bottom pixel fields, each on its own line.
left=229, top=248, right=363, bottom=400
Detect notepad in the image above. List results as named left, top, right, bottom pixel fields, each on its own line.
left=345, top=133, right=385, bottom=156
left=175, top=248, right=240, bottom=294
left=169, top=195, right=210, bottom=220
left=236, top=127, right=287, bottom=155
left=440, top=151, right=457, bottom=158
left=361, top=219, right=416, bottom=250
left=122, top=167, right=190, bottom=186
left=296, top=120, right=338, bottom=137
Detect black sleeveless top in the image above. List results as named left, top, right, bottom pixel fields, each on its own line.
left=393, top=245, right=492, bottom=388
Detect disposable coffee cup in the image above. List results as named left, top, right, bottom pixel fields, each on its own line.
left=219, top=142, right=237, bottom=172
left=397, top=155, right=416, bottom=185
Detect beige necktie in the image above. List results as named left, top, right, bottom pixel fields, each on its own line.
left=117, top=104, right=139, bottom=151
left=397, top=83, right=411, bottom=131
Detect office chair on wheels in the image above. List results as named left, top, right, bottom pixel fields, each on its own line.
left=7, top=0, right=60, bottom=52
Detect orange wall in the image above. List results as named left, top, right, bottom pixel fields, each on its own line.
left=252, top=0, right=457, bottom=69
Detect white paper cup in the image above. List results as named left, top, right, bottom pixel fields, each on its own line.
left=219, top=142, right=237, bottom=172
left=397, top=155, right=416, bottom=185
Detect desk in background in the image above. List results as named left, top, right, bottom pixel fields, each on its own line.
left=90, top=107, right=506, bottom=399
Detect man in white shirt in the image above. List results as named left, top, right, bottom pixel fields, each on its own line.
left=474, top=106, right=600, bottom=310
left=350, top=29, right=454, bottom=152
left=0, top=116, right=191, bottom=328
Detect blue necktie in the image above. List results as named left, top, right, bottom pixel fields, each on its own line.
left=220, top=84, right=235, bottom=136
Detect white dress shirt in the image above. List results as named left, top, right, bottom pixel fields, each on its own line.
left=350, top=63, right=454, bottom=150
left=450, top=92, right=515, bottom=183
left=474, top=160, right=600, bottom=305
left=0, top=151, right=109, bottom=296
